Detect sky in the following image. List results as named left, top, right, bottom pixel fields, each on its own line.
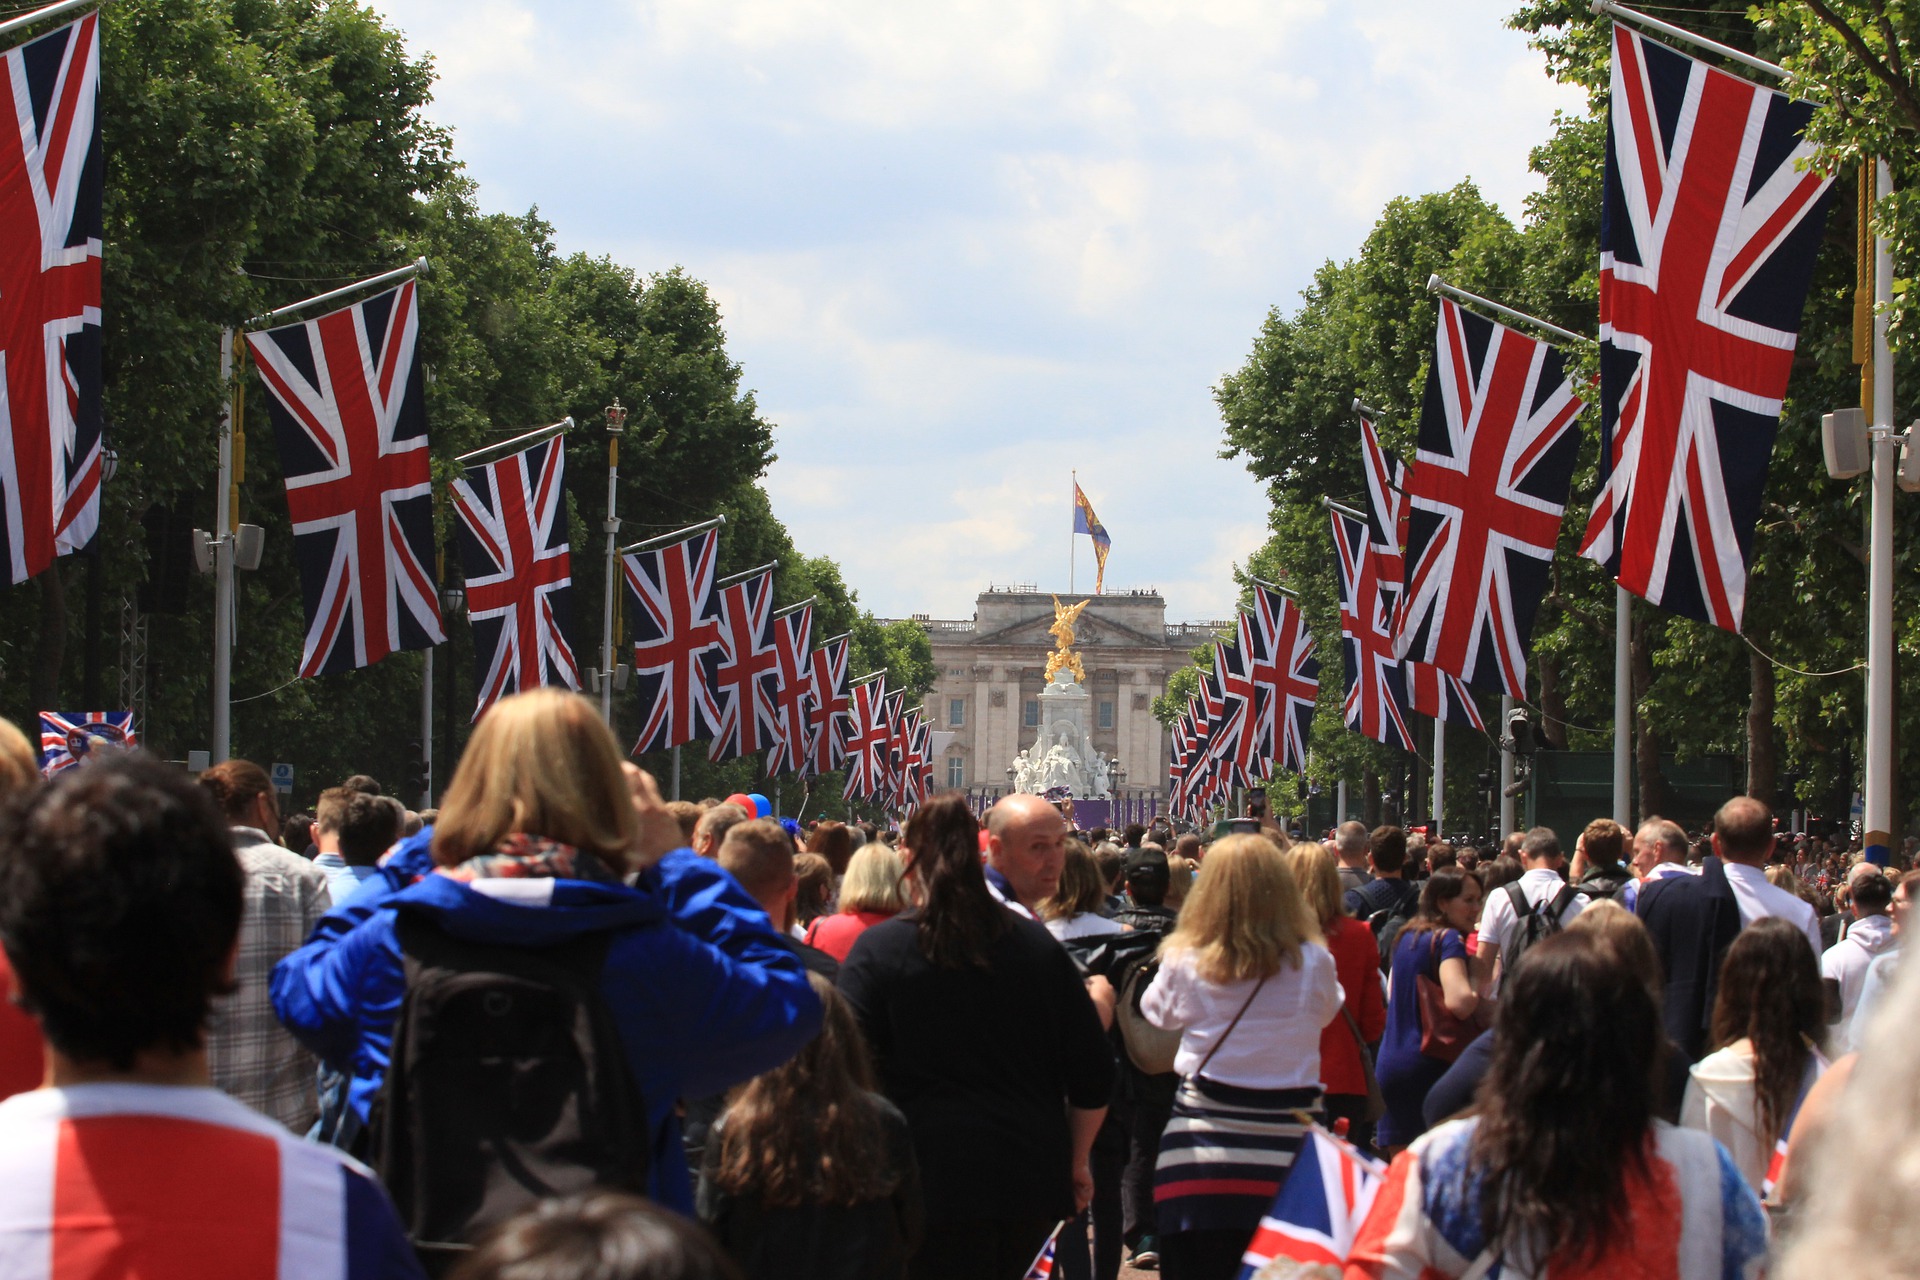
left=365, top=0, right=1582, bottom=623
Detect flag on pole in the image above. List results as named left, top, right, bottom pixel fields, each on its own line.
left=707, top=569, right=780, bottom=764
left=764, top=603, right=814, bottom=776
left=1073, top=481, right=1112, bottom=595
left=451, top=434, right=579, bottom=719
left=804, top=636, right=852, bottom=776
left=0, top=11, right=102, bottom=587
left=246, top=281, right=444, bottom=677
left=1024, top=1221, right=1065, bottom=1279
left=1332, top=511, right=1414, bottom=751
left=38, top=710, right=132, bottom=776
left=1577, top=24, right=1834, bottom=632
left=623, top=527, right=724, bottom=754
left=1242, top=586, right=1319, bottom=776
left=843, top=676, right=890, bottom=804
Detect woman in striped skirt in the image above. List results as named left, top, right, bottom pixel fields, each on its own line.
left=1141, top=834, right=1344, bottom=1280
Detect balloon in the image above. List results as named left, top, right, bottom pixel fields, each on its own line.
left=723, top=793, right=755, bottom=815
left=748, top=793, right=772, bottom=819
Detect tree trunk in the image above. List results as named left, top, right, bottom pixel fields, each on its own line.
left=1747, top=646, right=1776, bottom=807
left=1631, top=610, right=1667, bottom=821
left=31, top=562, right=67, bottom=714
left=1537, top=653, right=1569, bottom=749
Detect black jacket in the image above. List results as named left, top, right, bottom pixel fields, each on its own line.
left=1636, top=856, right=1743, bottom=1064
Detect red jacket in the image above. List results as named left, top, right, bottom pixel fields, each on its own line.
left=1319, top=916, right=1387, bottom=1097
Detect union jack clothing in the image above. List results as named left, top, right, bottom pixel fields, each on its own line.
left=1345, top=1117, right=1767, bottom=1279
left=1332, top=511, right=1413, bottom=751
left=0, top=13, right=101, bottom=586
left=707, top=570, right=781, bottom=764
left=763, top=603, right=814, bottom=776
left=37, top=710, right=132, bottom=776
left=624, top=527, right=724, bottom=753
left=1577, top=26, right=1833, bottom=632
left=1241, top=586, right=1318, bottom=776
left=451, top=435, right=579, bottom=719
left=804, top=635, right=852, bottom=776
left=1237, top=1127, right=1384, bottom=1278
left=1397, top=299, right=1583, bottom=694
left=0, top=1084, right=422, bottom=1279
left=247, top=281, right=444, bottom=677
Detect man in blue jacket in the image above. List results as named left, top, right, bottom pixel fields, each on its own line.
left=272, top=766, right=819, bottom=1215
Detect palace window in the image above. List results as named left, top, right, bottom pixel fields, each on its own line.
left=1098, top=700, right=1115, bottom=729
left=949, top=697, right=965, bottom=726
left=947, top=756, right=965, bottom=787
left=1024, top=699, right=1040, bottom=727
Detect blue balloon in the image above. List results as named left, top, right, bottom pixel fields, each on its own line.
left=748, top=792, right=772, bottom=819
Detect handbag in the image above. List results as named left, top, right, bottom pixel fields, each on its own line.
left=1415, top=932, right=1476, bottom=1063
left=1339, top=1004, right=1387, bottom=1122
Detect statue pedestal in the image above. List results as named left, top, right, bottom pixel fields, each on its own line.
left=1010, top=671, right=1109, bottom=799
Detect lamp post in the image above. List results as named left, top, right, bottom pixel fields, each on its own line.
left=599, top=398, right=628, bottom=724
left=1106, top=759, right=1126, bottom=824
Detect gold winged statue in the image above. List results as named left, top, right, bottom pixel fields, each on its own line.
left=1044, top=595, right=1090, bottom=685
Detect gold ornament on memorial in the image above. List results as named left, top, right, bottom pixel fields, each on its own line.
left=1044, top=595, right=1089, bottom=685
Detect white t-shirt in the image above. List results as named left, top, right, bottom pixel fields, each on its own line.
left=1721, top=861, right=1822, bottom=957
left=1046, top=913, right=1125, bottom=942
left=1141, top=944, right=1342, bottom=1090
left=1477, top=866, right=1588, bottom=958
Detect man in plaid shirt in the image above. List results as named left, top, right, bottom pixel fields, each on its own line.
left=198, top=760, right=332, bottom=1132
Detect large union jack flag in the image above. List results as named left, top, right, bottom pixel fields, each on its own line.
left=706, top=569, right=781, bottom=764
left=0, top=13, right=101, bottom=587
left=843, top=676, right=890, bottom=804
left=623, top=528, right=723, bottom=753
left=1358, top=415, right=1406, bottom=611
left=451, top=435, right=578, bottom=719
left=1236, top=1128, right=1384, bottom=1278
left=1332, top=510, right=1414, bottom=751
left=38, top=709, right=131, bottom=776
left=763, top=602, right=813, bottom=776
left=1577, top=25, right=1833, bottom=632
left=804, top=634, right=851, bottom=776
left=248, top=281, right=443, bottom=677
left=1242, top=586, right=1318, bottom=775
left=1209, top=636, right=1261, bottom=786
left=1396, top=299, right=1583, bottom=695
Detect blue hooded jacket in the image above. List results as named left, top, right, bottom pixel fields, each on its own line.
left=270, top=829, right=822, bottom=1212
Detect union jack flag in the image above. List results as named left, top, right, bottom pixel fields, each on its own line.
left=879, top=689, right=909, bottom=809
left=451, top=435, right=578, bottom=719
left=804, top=635, right=851, bottom=776
left=38, top=710, right=132, bottom=776
left=1209, top=636, right=1262, bottom=784
left=843, top=676, right=890, bottom=803
left=1237, top=1128, right=1384, bottom=1278
left=1397, top=300, right=1582, bottom=695
left=1332, top=511, right=1413, bottom=751
left=1577, top=25, right=1833, bottom=632
left=1242, top=586, right=1318, bottom=775
left=0, top=12, right=101, bottom=587
left=707, top=569, right=780, bottom=764
left=1023, top=1223, right=1063, bottom=1280
left=247, top=281, right=443, bottom=677
left=1359, top=415, right=1406, bottom=611
left=763, top=603, right=813, bottom=776
left=1404, top=662, right=1484, bottom=730
left=896, top=707, right=933, bottom=809
left=623, top=528, right=723, bottom=754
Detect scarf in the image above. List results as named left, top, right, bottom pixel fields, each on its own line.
left=437, top=832, right=621, bottom=885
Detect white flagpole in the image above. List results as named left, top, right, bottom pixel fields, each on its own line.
left=212, top=327, right=234, bottom=763
left=1865, top=158, right=1896, bottom=863
left=1614, top=585, right=1632, bottom=826
left=1433, top=717, right=1445, bottom=836
left=1499, top=695, right=1517, bottom=837
left=1069, top=471, right=1076, bottom=595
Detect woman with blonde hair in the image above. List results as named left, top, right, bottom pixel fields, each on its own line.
left=1141, top=835, right=1343, bottom=1280
left=1039, top=840, right=1125, bottom=944
left=1284, top=842, right=1386, bottom=1150
left=805, top=844, right=908, bottom=963
left=269, top=688, right=822, bottom=1238
left=1164, top=854, right=1197, bottom=911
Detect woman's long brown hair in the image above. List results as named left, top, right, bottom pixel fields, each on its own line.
left=1709, top=916, right=1825, bottom=1148
left=904, top=792, right=1006, bottom=969
left=711, top=973, right=898, bottom=1208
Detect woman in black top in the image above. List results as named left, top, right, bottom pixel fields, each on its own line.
left=838, top=793, right=1114, bottom=1280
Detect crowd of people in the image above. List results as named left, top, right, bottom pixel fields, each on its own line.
left=0, top=695, right=1916, bottom=1279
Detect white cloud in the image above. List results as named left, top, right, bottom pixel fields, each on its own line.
left=368, top=0, right=1582, bottom=621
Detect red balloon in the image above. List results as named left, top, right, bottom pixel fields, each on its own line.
left=724, top=793, right=755, bottom=814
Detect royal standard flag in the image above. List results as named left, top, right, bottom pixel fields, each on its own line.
left=1073, top=481, right=1112, bottom=593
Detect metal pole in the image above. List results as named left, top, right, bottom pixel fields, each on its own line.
left=1614, top=584, right=1632, bottom=826
left=671, top=744, right=682, bottom=802
left=1433, top=719, right=1445, bottom=837
left=250, top=257, right=430, bottom=327
left=1336, top=778, right=1347, bottom=824
left=600, top=428, right=619, bottom=723
left=420, top=646, right=434, bottom=808
left=1865, top=158, right=1896, bottom=865
left=0, top=0, right=107, bottom=42
left=1499, top=695, right=1516, bottom=836
left=1589, top=1, right=1796, bottom=85
left=212, top=327, right=234, bottom=763
left=1069, top=471, right=1076, bottom=595
left=1426, top=275, right=1595, bottom=347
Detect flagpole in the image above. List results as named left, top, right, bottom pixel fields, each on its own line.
left=1069, top=471, right=1076, bottom=595
left=1614, top=586, right=1632, bottom=826
left=212, top=327, right=235, bottom=764
left=420, top=646, right=434, bottom=807
left=1864, top=157, right=1896, bottom=864
left=1433, top=717, right=1445, bottom=837
left=0, top=0, right=104, bottom=41
left=249, top=257, right=430, bottom=328
left=453, top=417, right=573, bottom=467
left=599, top=400, right=627, bottom=724
left=1499, top=694, right=1517, bottom=837
left=1426, top=275, right=1595, bottom=347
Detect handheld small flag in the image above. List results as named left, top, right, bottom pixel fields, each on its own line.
left=38, top=711, right=133, bottom=776
left=1024, top=1221, right=1065, bottom=1279
left=1237, top=1127, right=1385, bottom=1278
left=1072, top=481, right=1112, bottom=594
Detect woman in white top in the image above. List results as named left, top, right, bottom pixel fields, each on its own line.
left=1140, top=833, right=1342, bottom=1280
left=1039, top=841, right=1127, bottom=944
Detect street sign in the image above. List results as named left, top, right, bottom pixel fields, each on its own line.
left=270, top=762, right=295, bottom=795
left=186, top=750, right=210, bottom=773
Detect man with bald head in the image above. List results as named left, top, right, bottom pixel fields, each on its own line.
left=1621, top=817, right=1692, bottom=912
left=984, top=793, right=1069, bottom=918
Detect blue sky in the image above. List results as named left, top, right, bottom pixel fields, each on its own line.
left=366, top=0, right=1580, bottom=622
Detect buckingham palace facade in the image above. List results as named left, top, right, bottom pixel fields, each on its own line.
left=889, top=586, right=1223, bottom=805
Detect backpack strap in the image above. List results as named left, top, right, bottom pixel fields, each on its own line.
left=1503, top=882, right=1532, bottom=920
left=1544, top=883, right=1579, bottom=921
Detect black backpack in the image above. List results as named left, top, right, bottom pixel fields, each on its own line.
left=1367, top=882, right=1421, bottom=972
left=1501, top=882, right=1579, bottom=978
left=371, top=911, right=650, bottom=1271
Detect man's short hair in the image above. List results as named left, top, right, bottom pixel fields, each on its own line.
left=1581, top=818, right=1628, bottom=868
left=1853, top=869, right=1894, bottom=914
left=1501, top=831, right=1525, bottom=859
left=664, top=800, right=701, bottom=845
left=340, top=774, right=381, bottom=796
left=1171, top=833, right=1203, bottom=860
left=0, top=755, right=243, bottom=1070
left=1335, top=821, right=1369, bottom=859
left=1123, top=823, right=1147, bottom=847
left=693, top=802, right=749, bottom=854
left=1520, top=826, right=1563, bottom=862
left=1714, top=796, right=1774, bottom=858
left=717, top=819, right=796, bottom=903
left=1369, top=826, right=1408, bottom=874
left=335, top=791, right=402, bottom=866
left=1637, top=817, right=1688, bottom=861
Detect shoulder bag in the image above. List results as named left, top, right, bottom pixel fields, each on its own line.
left=1415, top=930, right=1477, bottom=1063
